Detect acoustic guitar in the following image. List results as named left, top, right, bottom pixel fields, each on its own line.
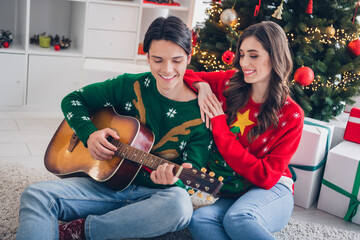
left=44, top=108, right=223, bottom=197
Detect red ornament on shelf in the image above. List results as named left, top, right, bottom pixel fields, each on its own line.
left=222, top=50, right=235, bottom=65
left=294, top=66, right=314, bottom=86
left=344, top=107, right=360, bottom=144
left=54, top=45, right=60, bottom=51
left=348, top=39, right=360, bottom=57
left=3, top=42, right=9, bottom=48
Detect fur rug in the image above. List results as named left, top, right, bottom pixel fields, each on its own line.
left=1, top=161, right=360, bottom=240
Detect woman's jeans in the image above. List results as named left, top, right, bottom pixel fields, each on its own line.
left=188, top=183, right=294, bottom=240
left=16, top=177, right=193, bottom=240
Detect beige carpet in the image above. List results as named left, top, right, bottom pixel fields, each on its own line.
left=1, top=161, right=360, bottom=240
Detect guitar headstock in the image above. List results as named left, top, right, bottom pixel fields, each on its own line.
left=179, top=167, right=223, bottom=197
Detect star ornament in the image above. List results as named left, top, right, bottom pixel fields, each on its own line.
left=230, top=109, right=255, bottom=136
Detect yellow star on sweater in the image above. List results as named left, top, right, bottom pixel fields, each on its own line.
left=230, top=109, right=254, bottom=136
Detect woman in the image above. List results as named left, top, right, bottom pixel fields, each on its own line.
left=16, top=16, right=213, bottom=240
left=185, top=21, right=304, bottom=240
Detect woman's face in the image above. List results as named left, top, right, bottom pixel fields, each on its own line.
left=239, top=36, right=273, bottom=86
left=147, top=39, right=190, bottom=95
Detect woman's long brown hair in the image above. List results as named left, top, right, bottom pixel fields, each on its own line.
left=224, top=21, right=293, bottom=142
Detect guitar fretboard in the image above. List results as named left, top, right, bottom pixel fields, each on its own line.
left=111, top=139, right=180, bottom=171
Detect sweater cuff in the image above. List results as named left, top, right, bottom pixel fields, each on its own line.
left=211, top=114, right=229, bottom=132
left=76, top=124, right=98, bottom=147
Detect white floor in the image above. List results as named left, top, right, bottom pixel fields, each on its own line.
left=1, top=106, right=360, bottom=234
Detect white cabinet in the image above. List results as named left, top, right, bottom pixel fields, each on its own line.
left=27, top=55, right=83, bottom=107
left=0, top=0, right=197, bottom=108
left=0, top=53, right=26, bottom=106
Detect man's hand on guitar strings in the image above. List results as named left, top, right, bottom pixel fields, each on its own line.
left=87, top=128, right=119, bottom=161
left=150, top=163, right=192, bottom=185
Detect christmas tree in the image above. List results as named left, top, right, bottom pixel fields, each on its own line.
left=190, top=0, right=360, bottom=121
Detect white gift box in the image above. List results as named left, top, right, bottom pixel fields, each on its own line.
left=289, top=117, right=334, bottom=209
left=317, top=141, right=360, bottom=225
left=329, top=112, right=349, bottom=149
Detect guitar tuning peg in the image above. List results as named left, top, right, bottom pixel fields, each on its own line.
left=197, top=192, right=203, bottom=198
left=206, top=196, right=213, bottom=202
left=188, top=189, right=195, bottom=195
left=209, top=171, right=215, bottom=177
left=201, top=167, right=207, bottom=173
left=218, top=176, right=224, bottom=182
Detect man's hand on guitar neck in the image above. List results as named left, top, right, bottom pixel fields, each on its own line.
left=87, top=128, right=119, bottom=161
left=150, top=163, right=192, bottom=185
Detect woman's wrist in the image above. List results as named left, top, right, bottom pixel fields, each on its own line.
left=193, top=81, right=211, bottom=92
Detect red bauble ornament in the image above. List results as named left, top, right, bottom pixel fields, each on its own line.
left=222, top=50, right=235, bottom=65
left=54, top=45, right=60, bottom=51
left=294, top=66, right=314, bottom=86
left=3, top=42, right=9, bottom=48
left=348, top=39, right=360, bottom=57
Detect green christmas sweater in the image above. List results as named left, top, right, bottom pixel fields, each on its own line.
left=61, top=72, right=213, bottom=190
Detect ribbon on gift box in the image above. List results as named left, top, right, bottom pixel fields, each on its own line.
left=288, top=120, right=331, bottom=182
left=322, top=161, right=360, bottom=222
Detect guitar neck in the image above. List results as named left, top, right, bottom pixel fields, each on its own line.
left=113, top=139, right=181, bottom=172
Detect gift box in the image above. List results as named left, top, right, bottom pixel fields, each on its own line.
left=329, top=112, right=349, bottom=149
left=289, top=117, right=334, bottom=209
left=317, top=141, right=360, bottom=225
left=344, top=107, right=360, bottom=144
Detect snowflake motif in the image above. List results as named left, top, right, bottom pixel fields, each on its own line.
left=144, top=77, right=151, bottom=87
left=183, top=151, right=188, bottom=161
left=104, top=102, right=112, bottom=107
left=179, top=141, right=187, bottom=150
left=293, top=112, right=301, bottom=119
left=278, top=113, right=283, bottom=119
left=262, top=137, right=268, bottom=143
left=76, top=88, right=84, bottom=93
left=285, top=100, right=290, bottom=106
left=263, top=146, right=269, bottom=153
left=253, top=112, right=259, bottom=118
left=125, top=102, right=132, bottom=111
left=71, top=232, right=81, bottom=239
left=224, top=80, right=230, bottom=86
left=166, top=108, right=177, bottom=118
left=281, top=121, right=287, bottom=127
left=66, top=112, right=73, bottom=120
left=71, top=100, right=82, bottom=106
left=207, top=140, right=213, bottom=150
left=81, top=116, right=91, bottom=121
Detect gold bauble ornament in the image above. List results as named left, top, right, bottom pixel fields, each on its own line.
left=220, top=9, right=238, bottom=27
left=326, top=25, right=336, bottom=37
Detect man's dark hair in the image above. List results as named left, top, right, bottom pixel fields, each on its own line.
left=143, top=16, right=192, bottom=55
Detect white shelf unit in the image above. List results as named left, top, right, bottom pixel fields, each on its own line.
left=0, top=0, right=196, bottom=108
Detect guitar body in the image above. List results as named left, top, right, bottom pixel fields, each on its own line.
left=44, top=108, right=155, bottom=191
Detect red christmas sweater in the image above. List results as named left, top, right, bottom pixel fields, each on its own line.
left=184, top=70, right=304, bottom=193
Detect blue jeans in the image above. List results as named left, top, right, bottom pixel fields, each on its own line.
left=188, top=183, right=293, bottom=240
left=16, top=177, right=193, bottom=240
